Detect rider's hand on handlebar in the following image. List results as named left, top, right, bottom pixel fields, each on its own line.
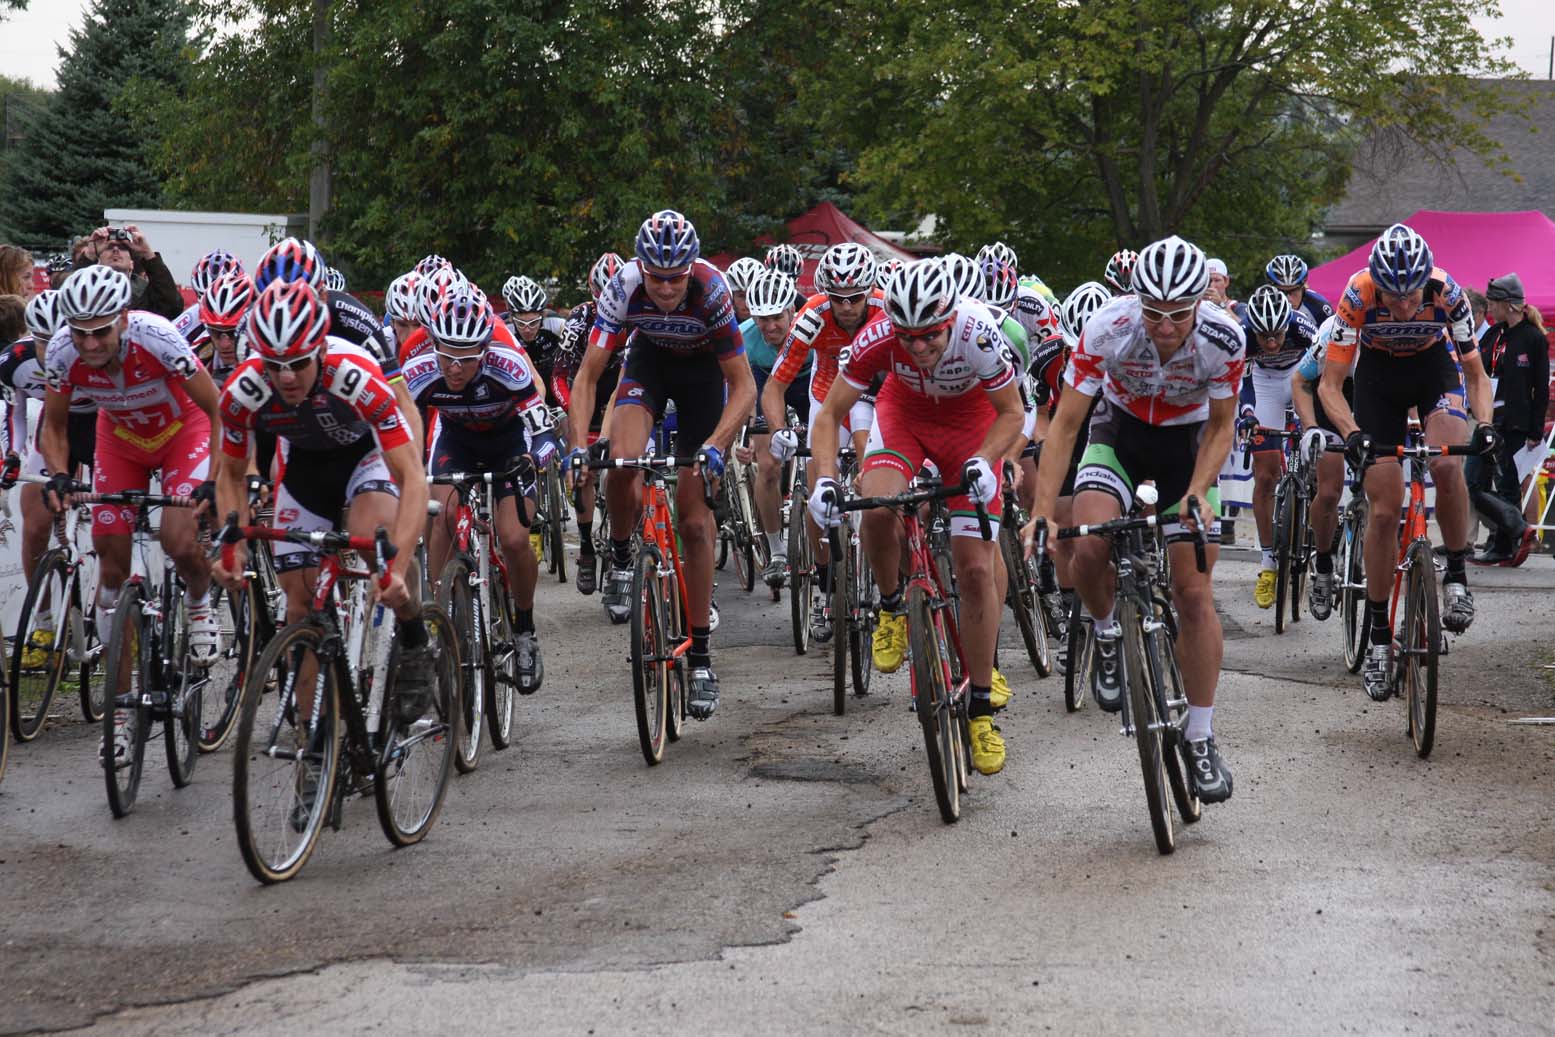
left=808, top=478, right=843, bottom=528
left=43, top=471, right=74, bottom=513
left=373, top=568, right=412, bottom=610
left=960, top=456, right=998, bottom=505
left=0, top=452, right=20, bottom=490
left=1300, top=427, right=1328, bottom=467
left=695, top=444, right=725, bottom=482
left=1470, top=421, right=1499, bottom=457
left=1343, top=429, right=1373, bottom=470
left=770, top=428, right=800, bottom=462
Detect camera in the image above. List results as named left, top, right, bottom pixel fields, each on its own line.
left=108, top=228, right=132, bottom=243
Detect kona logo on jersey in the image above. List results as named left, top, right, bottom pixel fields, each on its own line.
left=633, top=316, right=710, bottom=339
left=1343, top=286, right=1364, bottom=310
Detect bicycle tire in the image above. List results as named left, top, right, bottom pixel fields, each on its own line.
left=200, top=581, right=258, bottom=752
left=788, top=478, right=812, bottom=656
left=1273, top=482, right=1292, bottom=634
left=832, top=524, right=849, bottom=716
left=232, top=620, right=341, bottom=884
left=375, top=603, right=458, bottom=847
left=1120, top=599, right=1174, bottom=854
left=1404, top=540, right=1440, bottom=758
left=1001, top=521, right=1051, bottom=677
left=0, top=666, right=7, bottom=785
left=631, top=546, right=669, bottom=765
left=662, top=566, right=686, bottom=743
left=1063, top=594, right=1090, bottom=712
left=1147, top=616, right=1202, bottom=825
left=102, top=584, right=148, bottom=818
left=485, top=572, right=518, bottom=750
left=849, top=535, right=875, bottom=697
left=908, top=585, right=959, bottom=823
left=1340, top=502, right=1368, bottom=674
left=164, top=587, right=200, bottom=789
left=1289, top=494, right=1308, bottom=625
left=436, top=556, right=484, bottom=774
left=10, top=549, right=73, bottom=742
left=547, top=464, right=568, bottom=584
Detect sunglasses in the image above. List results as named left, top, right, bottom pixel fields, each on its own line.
left=513, top=317, right=543, bottom=331
left=641, top=265, right=691, bottom=284
left=434, top=347, right=486, bottom=368
left=97, top=240, right=128, bottom=253
left=897, top=318, right=953, bottom=344
left=69, top=321, right=117, bottom=340
left=207, top=326, right=240, bottom=339
left=1139, top=301, right=1197, bottom=325
left=262, top=352, right=318, bottom=374
left=828, top=292, right=868, bottom=306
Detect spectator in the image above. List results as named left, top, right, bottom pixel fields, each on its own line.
left=1466, top=287, right=1489, bottom=341
left=73, top=224, right=182, bottom=320
left=1205, top=257, right=1237, bottom=312
left=1470, top=272, right=1548, bottom=565
left=0, top=245, right=36, bottom=301
left=0, top=293, right=25, bottom=344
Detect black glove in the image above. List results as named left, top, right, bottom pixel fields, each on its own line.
left=44, top=471, right=74, bottom=511
left=0, top=452, right=20, bottom=490
left=191, top=480, right=217, bottom=506
left=587, top=437, right=611, bottom=464
left=1344, top=430, right=1374, bottom=471
left=1470, top=422, right=1499, bottom=457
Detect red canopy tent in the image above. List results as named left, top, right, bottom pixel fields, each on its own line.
left=709, top=202, right=916, bottom=295
left=1308, top=209, right=1555, bottom=325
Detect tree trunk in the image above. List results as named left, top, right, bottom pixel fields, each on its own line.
left=308, top=0, right=330, bottom=240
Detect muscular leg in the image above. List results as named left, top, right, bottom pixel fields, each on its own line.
left=1069, top=489, right=1123, bottom=622
left=494, top=492, right=538, bottom=612
left=20, top=484, right=50, bottom=586
left=1424, top=410, right=1470, bottom=552
left=1362, top=461, right=1404, bottom=602
left=673, top=472, right=716, bottom=630
left=425, top=483, right=458, bottom=587
left=1310, top=454, right=1344, bottom=554
left=1168, top=539, right=1222, bottom=707
left=1251, top=449, right=1280, bottom=559
left=605, top=406, right=653, bottom=555
left=859, top=467, right=909, bottom=599
left=951, top=535, right=999, bottom=686
left=160, top=506, right=211, bottom=600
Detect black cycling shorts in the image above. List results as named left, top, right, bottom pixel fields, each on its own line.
left=280, top=438, right=386, bottom=524
left=1073, top=399, right=1220, bottom=540
left=1352, top=346, right=1465, bottom=446
left=619, top=347, right=728, bottom=453
left=430, top=424, right=535, bottom=501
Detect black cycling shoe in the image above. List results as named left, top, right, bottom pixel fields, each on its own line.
left=1185, top=736, right=1234, bottom=803
left=603, top=565, right=633, bottom=625
left=762, top=556, right=787, bottom=589
left=394, top=642, right=437, bottom=725
left=1362, top=643, right=1393, bottom=702
left=1093, top=628, right=1123, bottom=713
left=687, top=667, right=720, bottom=720
left=517, top=632, right=543, bottom=694
left=575, top=552, right=598, bottom=595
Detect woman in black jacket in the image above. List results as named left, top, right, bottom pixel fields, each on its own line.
left=1473, top=273, right=1549, bottom=564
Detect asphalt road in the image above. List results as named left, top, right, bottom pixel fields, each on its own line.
left=3, top=545, right=1552, bottom=1035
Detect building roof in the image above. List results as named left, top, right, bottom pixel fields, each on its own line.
left=1323, top=79, right=1555, bottom=235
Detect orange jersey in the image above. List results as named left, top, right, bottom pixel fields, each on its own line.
left=772, top=291, right=887, bottom=401
left=1330, top=267, right=1476, bottom=367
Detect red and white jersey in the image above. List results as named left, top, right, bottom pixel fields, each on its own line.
left=218, top=338, right=411, bottom=459
left=775, top=291, right=887, bottom=402
left=45, top=311, right=204, bottom=440
left=841, top=299, right=1016, bottom=404
left=1065, top=296, right=1244, bottom=426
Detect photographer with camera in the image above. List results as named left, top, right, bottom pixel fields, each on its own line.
left=74, top=224, right=182, bottom=320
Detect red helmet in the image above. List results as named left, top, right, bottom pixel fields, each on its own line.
left=248, top=280, right=330, bottom=359
left=199, top=273, right=256, bottom=331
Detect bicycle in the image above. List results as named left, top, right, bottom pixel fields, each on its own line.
left=998, top=462, right=1052, bottom=678
left=1334, top=461, right=1370, bottom=674
left=823, top=478, right=992, bottom=823
left=1264, top=426, right=1314, bottom=635
left=718, top=419, right=769, bottom=594
left=532, top=449, right=569, bottom=585
left=9, top=476, right=100, bottom=744
left=1034, top=487, right=1206, bottom=854
left=429, top=462, right=524, bottom=772
left=221, top=517, right=459, bottom=884
left=1362, top=437, right=1477, bottom=758
left=578, top=451, right=716, bottom=765
left=829, top=447, right=876, bottom=715
left=782, top=433, right=815, bottom=655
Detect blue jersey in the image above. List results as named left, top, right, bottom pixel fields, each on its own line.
left=1297, top=288, right=1334, bottom=327
left=1242, top=306, right=1318, bottom=373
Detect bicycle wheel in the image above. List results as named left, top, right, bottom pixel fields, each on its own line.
left=546, top=463, right=568, bottom=584
left=10, top=549, right=73, bottom=742
left=832, top=526, right=850, bottom=716
left=485, top=573, right=517, bottom=750
left=1001, top=520, right=1051, bottom=677
left=788, top=482, right=812, bottom=655
left=436, top=556, right=484, bottom=774
left=908, top=585, right=959, bottom=823
left=102, top=584, right=149, bottom=818
left=164, top=587, right=200, bottom=789
left=1289, top=495, right=1309, bottom=625
left=1063, top=595, right=1090, bottom=712
left=233, top=620, right=341, bottom=884
left=630, top=546, right=669, bottom=765
left=1403, top=540, right=1440, bottom=758
left=1273, top=482, right=1292, bottom=634
left=1339, top=503, right=1368, bottom=674
left=1119, top=600, right=1174, bottom=854
left=1147, top=618, right=1202, bottom=826
left=849, top=533, right=875, bottom=697
left=375, top=603, right=458, bottom=847
left=199, top=581, right=258, bottom=752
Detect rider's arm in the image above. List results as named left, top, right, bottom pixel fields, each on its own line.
left=1188, top=394, right=1239, bottom=505
left=978, top=379, right=1026, bottom=464
left=810, top=378, right=863, bottom=484
left=1291, top=370, right=1319, bottom=430
left=1317, top=354, right=1357, bottom=439
left=759, top=368, right=791, bottom=431
left=381, top=438, right=429, bottom=578
left=565, top=344, right=605, bottom=452
left=213, top=443, right=251, bottom=531
left=39, top=389, right=71, bottom=479
left=181, top=366, right=224, bottom=470
left=390, top=379, right=426, bottom=458
left=709, top=352, right=757, bottom=455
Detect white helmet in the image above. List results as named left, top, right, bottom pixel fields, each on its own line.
left=25, top=289, right=64, bottom=340
left=885, top=260, right=955, bottom=330
left=1131, top=236, right=1209, bottom=302
left=1059, top=281, right=1113, bottom=349
left=323, top=267, right=347, bottom=292
left=589, top=252, right=624, bottom=299
left=764, top=243, right=803, bottom=278
left=1245, top=283, right=1292, bottom=334
left=385, top=272, right=420, bottom=322
left=815, top=243, right=878, bottom=295
left=875, top=257, right=903, bottom=290
left=415, top=266, right=468, bottom=328
left=746, top=271, right=796, bottom=318
left=940, top=253, right=984, bottom=302
left=58, top=266, right=132, bottom=322
left=976, top=241, right=1018, bottom=276
left=502, top=275, right=547, bottom=314
left=432, top=285, right=495, bottom=347
left=723, top=256, right=766, bottom=294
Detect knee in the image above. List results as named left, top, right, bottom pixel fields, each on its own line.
left=1174, top=580, right=1217, bottom=623
left=678, top=514, right=714, bottom=548
left=1429, top=459, right=1465, bottom=491
left=955, top=552, right=995, bottom=596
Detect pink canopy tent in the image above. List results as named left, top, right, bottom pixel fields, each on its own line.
left=1308, top=209, right=1555, bottom=324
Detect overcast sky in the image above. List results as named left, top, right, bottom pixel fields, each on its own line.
left=3, top=0, right=1554, bottom=89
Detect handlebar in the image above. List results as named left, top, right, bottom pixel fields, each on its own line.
left=1027, top=492, right=1208, bottom=574
left=217, top=511, right=398, bottom=589
left=819, top=477, right=992, bottom=555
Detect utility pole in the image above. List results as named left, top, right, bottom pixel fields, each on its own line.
left=307, top=0, right=331, bottom=241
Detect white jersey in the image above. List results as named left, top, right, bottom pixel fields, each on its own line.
left=842, top=299, right=1016, bottom=403
left=1010, top=285, right=1060, bottom=348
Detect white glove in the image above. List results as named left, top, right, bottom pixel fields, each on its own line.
left=770, top=428, right=800, bottom=462
left=961, top=457, right=999, bottom=505
left=1301, top=427, right=1328, bottom=465
left=808, top=478, right=843, bottom=528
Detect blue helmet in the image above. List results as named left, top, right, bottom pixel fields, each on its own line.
left=634, top=210, right=700, bottom=269
left=1265, top=254, right=1308, bottom=289
left=1368, top=224, right=1433, bottom=295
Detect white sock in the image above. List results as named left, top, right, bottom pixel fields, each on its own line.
left=190, top=590, right=211, bottom=610
left=767, top=532, right=784, bottom=557
left=1261, top=549, right=1275, bottom=570
left=1186, top=705, right=1213, bottom=742
left=1093, top=607, right=1118, bottom=636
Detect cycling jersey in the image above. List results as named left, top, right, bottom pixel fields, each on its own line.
left=1, top=339, right=97, bottom=447
left=1295, top=316, right=1356, bottom=384
left=1010, top=285, right=1061, bottom=349
left=841, top=300, right=1017, bottom=403
left=591, top=259, right=742, bottom=360
left=45, top=311, right=207, bottom=453
left=775, top=292, right=886, bottom=402
left=1242, top=306, right=1317, bottom=373
left=172, top=301, right=213, bottom=363
left=1331, top=268, right=1476, bottom=365
left=404, top=342, right=557, bottom=464
left=1065, top=296, right=1244, bottom=427
left=504, top=314, right=566, bottom=406
left=1296, top=288, right=1335, bottom=327
left=217, top=338, right=411, bottom=460
left=327, top=289, right=404, bottom=381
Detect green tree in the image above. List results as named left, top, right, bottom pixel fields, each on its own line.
left=0, top=75, right=54, bottom=242
left=0, top=0, right=196, bottom=244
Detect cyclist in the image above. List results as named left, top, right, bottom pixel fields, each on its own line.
left=875, top=258, right=903, bottom=290
left=384, top=272, right=421, bottom=350
left=210, top=280, right=435, bottom=719
left=1025, top=236, right=1243, bottom=804
left=564, top=209, right=756, bottom=720
left=408, top=284, right=556, bottom=694
left=1265, top=254, right=1334, bottom=327
left=1103, top=249, right=1138, bottom=296
left=765, top=244, right=884, bottom=633
left=556, top=252, right=625, bottom=595
left=723, top=256, right=766, bottom=325
left=741, top=271, right=808, bottom=585
left=809, top=259, right=1026, bottom=775
left=501, top=275, right=568, bottom=409
left=1238, top=284, right=1319, bottom=609
left=1290, top=314, right=1352, bottom=619
left=173, top=249, right=244, bottom=356
left=1318, top=223, right=1495, bottom=700
left=199, top=272, right=257, bottom=384
left=765, top=243, right=804, bottom=281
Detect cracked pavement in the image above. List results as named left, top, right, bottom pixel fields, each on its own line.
left=3, top=548, right=1553, bottom=1034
